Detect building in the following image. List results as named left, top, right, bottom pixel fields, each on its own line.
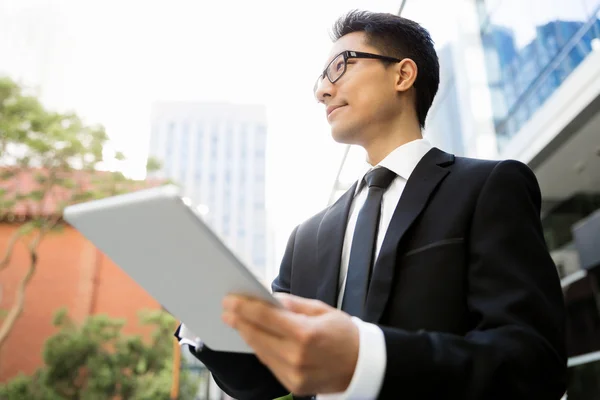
left=475, top=1, right=600, bottom=397
left=0, top=169, right=164, bottom=382
left=148, top=102, right=269, bottom=281
left=148, top=102, right=269, bottom=399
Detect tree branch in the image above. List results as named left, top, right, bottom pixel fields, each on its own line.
left=0, top=228, right=24, bottom=273
left=0, top=246, right=38, bottom=349
left=0, top=215, right=58, bottom=350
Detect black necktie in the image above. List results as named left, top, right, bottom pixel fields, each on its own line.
left=341, top=167, right=396, bottom=317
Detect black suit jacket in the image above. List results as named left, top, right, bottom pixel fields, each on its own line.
left=189, top=148, right=567, bottom=400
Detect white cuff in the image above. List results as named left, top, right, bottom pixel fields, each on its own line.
left=317, top=317, right=386, bottom=400
left=176, top=323, right=202, bottom=349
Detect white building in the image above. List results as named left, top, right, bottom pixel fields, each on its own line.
left=149, top=102, right=269, bottom=280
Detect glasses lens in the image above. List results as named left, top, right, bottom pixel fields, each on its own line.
left=327, top=53, right=346, bottom=83
left=313, top=53, right=346, bottom=98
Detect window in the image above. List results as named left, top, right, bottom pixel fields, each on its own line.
left=195, top=126, right=204, bottom=163
left=211, top=126, right=219, bottom=160
left=180, top=122, right=189, bottom=176
left=240, top=125, right=248, bottom=160
left=226, top=125, right=233, bottom=160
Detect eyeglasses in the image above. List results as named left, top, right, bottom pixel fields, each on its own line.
left=313, top=50, right=402, bottom=97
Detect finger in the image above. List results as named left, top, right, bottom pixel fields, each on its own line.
left=223, top=296, right=308, bottom=338
left=233, top=317, right=320, bottom=395
left=231, top=315, right=294, bottom=366
left=274, top=293, right=331, bottom=316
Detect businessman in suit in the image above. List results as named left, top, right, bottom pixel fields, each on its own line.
left=177, top=10, right=567, bottom=399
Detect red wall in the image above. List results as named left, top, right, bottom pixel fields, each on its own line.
left=0, top=223, right=161, bottom=382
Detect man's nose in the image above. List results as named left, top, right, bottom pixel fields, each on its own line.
left=315, top=77, right=336, bottom=103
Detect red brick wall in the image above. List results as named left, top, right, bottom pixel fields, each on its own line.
left=0, top=223, right=160, bottom=382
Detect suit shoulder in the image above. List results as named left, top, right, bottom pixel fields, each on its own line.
left=452, top=156, right=533, bottom=181
left=451, top=156, right=540, bottom=203
left=306, top=208, right=329, bottom=224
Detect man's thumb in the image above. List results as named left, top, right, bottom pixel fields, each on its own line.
left=274, top=293, right=330, bottom=316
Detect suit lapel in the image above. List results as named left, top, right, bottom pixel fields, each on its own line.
left=315, top=182, right=357, bottom=307
left=363, top=148, right=454, bottom=323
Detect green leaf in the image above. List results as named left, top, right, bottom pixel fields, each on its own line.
left=114, top=151, right=126, bottom=161
left=28, top=190, right=45, bottom=201
left=0, top=170, right=16, bottom=180
left=145, top=157, right=162, bottom=173
left=33, top=173, right=48, bottom=185
left=18, top=222, right=36, bottom=236
left=0, top=199, right=16, bottom=211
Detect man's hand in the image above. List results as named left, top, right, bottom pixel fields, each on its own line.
left=222, top=293, right=359, bottom=396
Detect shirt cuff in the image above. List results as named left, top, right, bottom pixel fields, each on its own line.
left=317, top=317, right=387, bottom=400
left=174, top=323, right=203, bottom=349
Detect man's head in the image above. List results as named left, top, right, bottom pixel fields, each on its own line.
left=315, top=10, right=439, bottom=147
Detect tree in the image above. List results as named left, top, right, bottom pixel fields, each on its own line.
left=0, top=308, right=200, bottom=399
left=0, top=76, right=162, bottom=354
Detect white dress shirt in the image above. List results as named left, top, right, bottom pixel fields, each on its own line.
left=179, top=138, right=433, bottom=400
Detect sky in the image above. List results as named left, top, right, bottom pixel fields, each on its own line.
left=0, top=0, right=458, bottom=268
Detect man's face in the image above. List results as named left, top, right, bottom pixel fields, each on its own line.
left=315, top=32, right=401, bottom=145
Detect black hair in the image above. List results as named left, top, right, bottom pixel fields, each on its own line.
left=331, top=10, right=440, bottom=128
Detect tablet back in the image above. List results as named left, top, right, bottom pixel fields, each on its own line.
left=63, top=184, right=278, bottom=353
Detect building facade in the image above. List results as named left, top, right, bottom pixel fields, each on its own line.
left=475, top=1, right=600, bottom=398
left=148, top=102, right=269, bottom=281
left=148, top=102, right=269, bottom=399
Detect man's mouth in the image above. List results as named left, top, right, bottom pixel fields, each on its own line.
left=327, top=105, right=346, bottom=118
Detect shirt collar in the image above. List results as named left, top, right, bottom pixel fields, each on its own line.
left=354, top=138, right=433, bottom=195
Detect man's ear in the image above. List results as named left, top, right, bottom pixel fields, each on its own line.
left=395, top=58, right=418, bottom=93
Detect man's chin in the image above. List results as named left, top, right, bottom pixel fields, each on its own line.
left=330, top=125, right=358, bottom=145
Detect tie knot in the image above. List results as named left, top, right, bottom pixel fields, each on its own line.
left=364, top=167, right=396, bottom=189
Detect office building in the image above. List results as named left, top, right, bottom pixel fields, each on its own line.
left=475, top=1, right=600, bottom=396
left=148, top=102, right=268, bottom=280
left=149, top=102, right=269, bottom=400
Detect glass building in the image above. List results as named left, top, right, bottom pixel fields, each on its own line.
left=476, top=1, right=600, bottom=398
left=477, top=0, right=600, bottom=150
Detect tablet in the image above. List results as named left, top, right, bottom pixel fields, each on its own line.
left=63, top=184, right=280, bottom=354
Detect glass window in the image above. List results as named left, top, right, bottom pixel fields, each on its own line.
left=165, top=121, right=175, bottom=173
left=195, top=126, right=204, bottom=164
left=480, top=0, right=600, bottom=149
left=211, top=125, right=219, bottom=160
left=180, top=122, right=189, bottom=175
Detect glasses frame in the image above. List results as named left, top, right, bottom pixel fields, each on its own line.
left=313, top=50, right=402, bottom=95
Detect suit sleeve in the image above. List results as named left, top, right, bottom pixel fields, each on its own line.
left=377, top=160, right=567, bottom=399
left=187, top=226, right=299, bottom=400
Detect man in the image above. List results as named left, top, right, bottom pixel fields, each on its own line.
left=177, top=10, right=567, bottom=399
